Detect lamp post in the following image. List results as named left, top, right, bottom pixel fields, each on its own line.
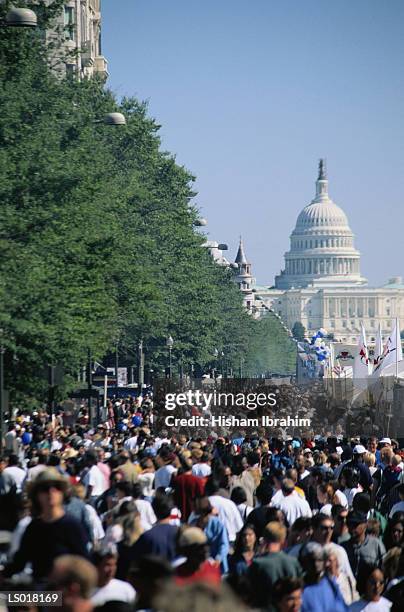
left=213, top=348, right=219, bottom=379
left=2, top=7, right=38, bottom=27
left=138, top=340, right=144, bottom=390
left=166, top=335, right=174, bottom=379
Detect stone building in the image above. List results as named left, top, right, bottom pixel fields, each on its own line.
left=46, top=0, right=108, bottom=79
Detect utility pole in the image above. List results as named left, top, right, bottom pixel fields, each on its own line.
left=115, top=341, right=119, bottom=398
left=87, top=348, right=93, bottom=425
left=138, top=340, right=144, bottom=390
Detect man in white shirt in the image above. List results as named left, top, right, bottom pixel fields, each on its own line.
left=3, top=455, right=26, bottom=493
left=91, top=549, right=136, bottom=607
left=192, top=451, right=212, bottom=478
left=154, top=452, right=177, bottom=489
left=206, top=480, right=244, bottom=544
left=82, top=453, right=107, bottom=503
left=271, top=478, right=312, bottom=525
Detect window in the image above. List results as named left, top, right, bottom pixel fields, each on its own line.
left=64, top=6, right=75, bottom=41
left=342, top=321, right=347, bottom=327
left=386, top=308, right=390, bottom=316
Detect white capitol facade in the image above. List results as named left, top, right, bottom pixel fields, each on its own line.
left=230, top=161, right=404, bottom=342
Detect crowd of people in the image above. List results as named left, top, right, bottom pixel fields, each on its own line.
left=1, top=394, right=404, bottom=612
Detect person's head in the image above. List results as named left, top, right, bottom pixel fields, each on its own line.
left=233, top=523, right=257, bottom=556
left=331, top=504, right=348, bottom=535
left=323, top=545, right=340, bottom=578
left=347, top=511, right=368, bottom=543
left=311, top=513, right=335, bottom=545
left=363, top=452, right=376, bottom=469
left=273, top=577, right=303, bottom=612
left=49, top=555, right=97, bottom=607
left=340, top=466, right=360, bottom=489
left=255, top=480, right=273, bottom=506
left=115, top=481, right=133, bottom=500
left=384, top=517, right=404, bottom=549
left=128, top=556, right=173, bottom=606
left=316, top=482, right=335, bottom=506
left=366, top=519, right=381, bottom=538
left=92, top=549, right=118, bottom=587
left=288, top=517, right=312, bottom=546
left=356, top=564, right=385, bottom=602
left=29, top=468, right=69, bottom=516
left=0, top=455, right=7, bottom=473
left=152, top=493, right=174, bottom=521
left=194, top=496, right=213, bottom=528
left=110, top=470, right=124, bottom=486
left=367, top=437, right=377, bottom=454
left=85, top=451, right=97, bottom=468
left=176, top=527, right=208, bottom=570
left=7, top=453, right=19, bottom=467
left=352, top=492, right=371, bottom=515
left=285, top=468, right=298, bottom=484
left=230, top=486, right=247, bottom=506
left=381, top=447, right=393, bottom=466
left=261, top=521, right=287, bottom=552
left=280, top=478, right=295, bottom=497
left=299, top=542, right=325, bottom=584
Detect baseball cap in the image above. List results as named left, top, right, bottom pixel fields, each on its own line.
left=353, top=445, right=367, bottom=455
left=380, top=437, right=391, bottom=445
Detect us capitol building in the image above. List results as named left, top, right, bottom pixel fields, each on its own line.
left=229, top=160, right=404, bottom=342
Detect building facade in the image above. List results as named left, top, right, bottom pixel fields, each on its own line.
left=46, top=0, right=108, bottom=79
left=237, top=161, right=404, bottom=342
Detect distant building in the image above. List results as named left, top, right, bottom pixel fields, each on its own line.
left=46, top=0, right=108, bottom=79
left=235, top=161, right=404, bottom=342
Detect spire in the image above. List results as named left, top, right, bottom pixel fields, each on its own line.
left=235, top=237, right=248, bottom=265
left=315, top=158, right=329, bottom=201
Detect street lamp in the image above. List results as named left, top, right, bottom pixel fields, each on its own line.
left=103, top=112, right=126, bottom=126
left=194, top=218, right=207, bottom=227
left=166, top=335, right=174, bottom=379
left=4, top=7, right=37, bottom=27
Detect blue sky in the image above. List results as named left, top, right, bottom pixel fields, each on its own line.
left=102, top=0, right=404, bottom=286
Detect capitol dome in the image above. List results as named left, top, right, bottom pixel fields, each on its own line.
left=275, top=160, right=367, bottom=289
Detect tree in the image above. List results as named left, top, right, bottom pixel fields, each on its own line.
left=292, top=321, right=306, bottom=342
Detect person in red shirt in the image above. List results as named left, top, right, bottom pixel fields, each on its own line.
left=174, top=527, right=221, bottom=586
left=171, top=455, right=205, bottom=521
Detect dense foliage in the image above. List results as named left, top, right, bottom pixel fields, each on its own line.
left=0, top=1, right=295, bottom=404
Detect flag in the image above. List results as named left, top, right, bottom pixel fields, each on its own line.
left=353, top=323, right=372, bottom=381
left=373, top=318, right=403, bottom=376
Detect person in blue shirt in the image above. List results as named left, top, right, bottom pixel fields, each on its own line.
left=299, top=542, right=348, bottom=612
left=191, top=496, right=229, bottom=574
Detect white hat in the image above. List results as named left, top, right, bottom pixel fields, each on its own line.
left=336, top=446, right=343, bottom=455
left=353, top=444, right=367, bottom=454
left=380, top=437, right=391, bottom=445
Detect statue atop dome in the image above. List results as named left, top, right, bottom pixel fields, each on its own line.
left=318, top=158, right=327, bottom=180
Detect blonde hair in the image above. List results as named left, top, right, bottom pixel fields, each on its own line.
left=52, top=555, right=97, bottom=598
left=363, top=452, right=375, bottom=468
left=263, top=521, right=287, bottom=544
